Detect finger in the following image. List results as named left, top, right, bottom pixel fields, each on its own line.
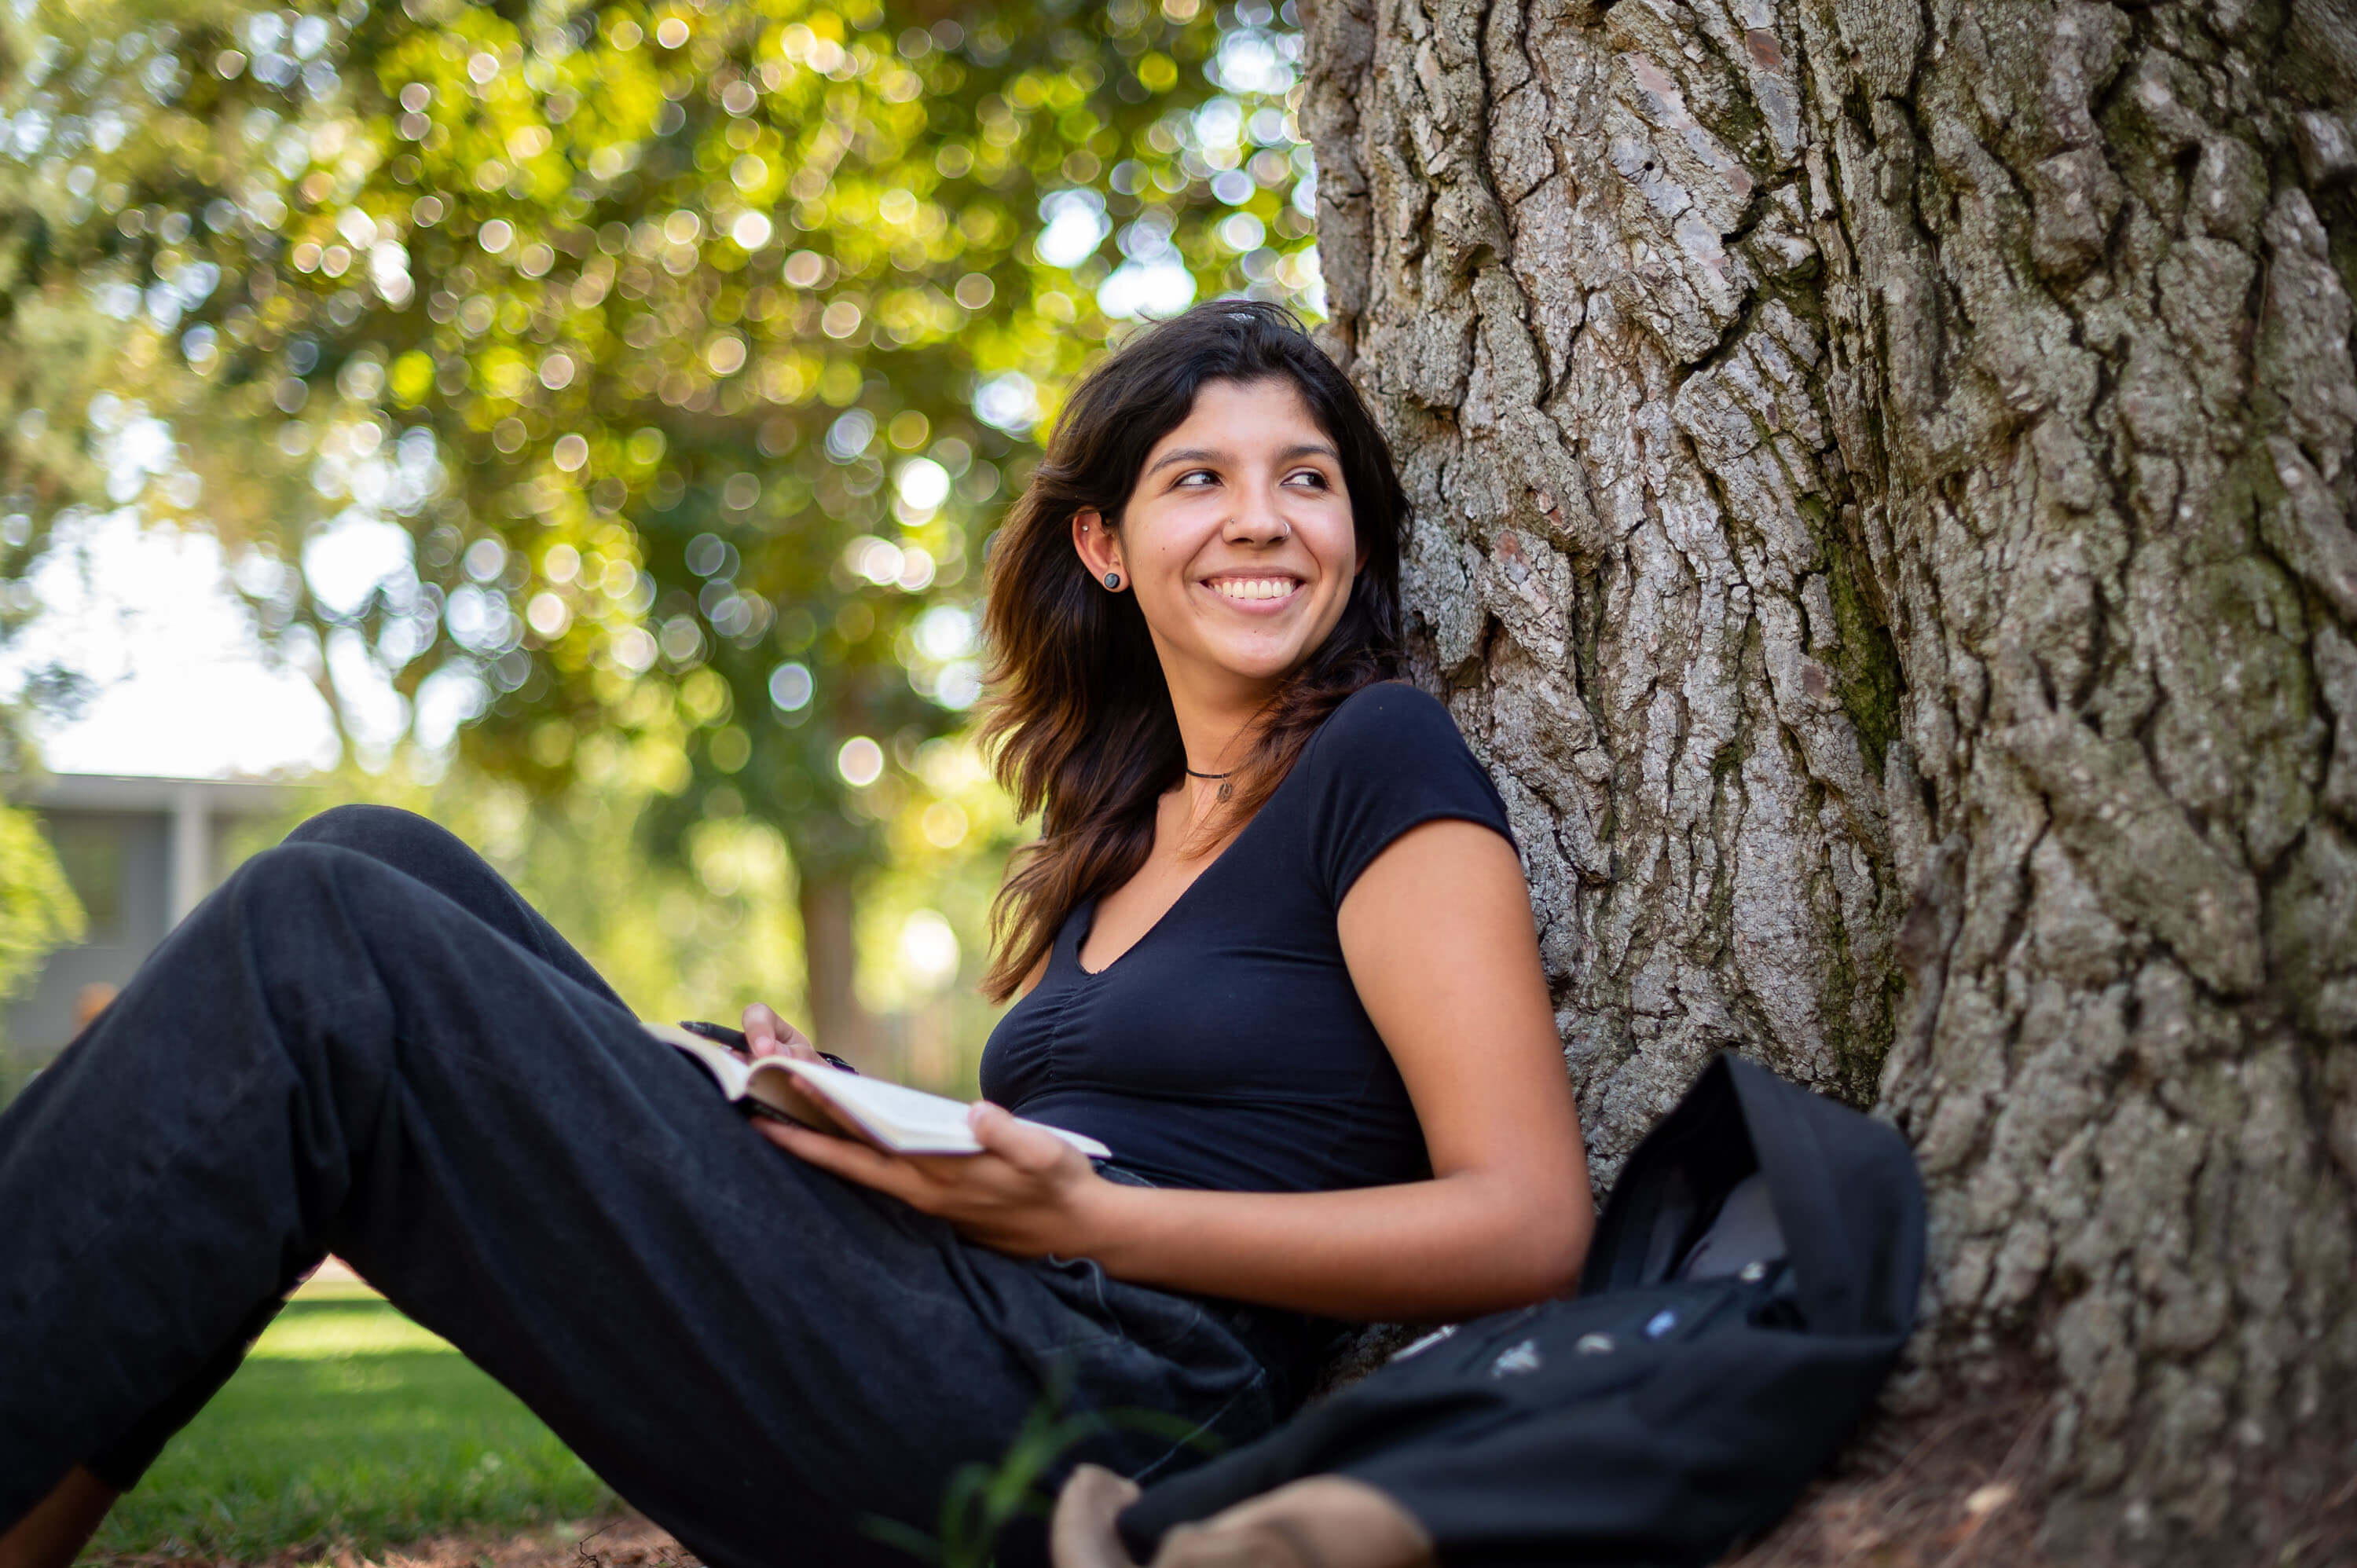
left=750, top=1115, right=803, bottom=1153
left=757, top=1118, right=919, bottom=1194
left=766, top=1075, right=869, bottom=1143
left=742, top=1005, right=823, bottom=1063
left=775, top=1091, right=852, bottom=1144
left=969, top=1101, right=1076, bottom=1174
left=774, top=1020, right=823, bottom=1063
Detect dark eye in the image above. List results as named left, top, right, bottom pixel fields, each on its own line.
left=1285, top=467, right=1330, bottom=489
left=1173, top=467, right=1219, bottom=489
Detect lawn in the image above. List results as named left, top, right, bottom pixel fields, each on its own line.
left=84, top=1293, right=618, bottom=1563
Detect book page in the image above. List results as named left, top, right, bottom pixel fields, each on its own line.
left=643, top=1020, right=1109, bottom=1160
left=644, top=1022, right=752, bottom=1099
left=764, top=1058, right=1111, bottom=1160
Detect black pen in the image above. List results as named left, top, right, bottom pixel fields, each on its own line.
left=677, top=1019, right=858, bottom=1074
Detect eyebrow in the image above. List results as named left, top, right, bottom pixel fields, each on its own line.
left=1145, top=441, right=1340, bottom=477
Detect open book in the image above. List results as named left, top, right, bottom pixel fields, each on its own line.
left=646, top=1021, right=1111, bottom=1160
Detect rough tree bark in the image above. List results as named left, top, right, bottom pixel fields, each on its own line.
left=1298, top=0, right=2357, bottom=1555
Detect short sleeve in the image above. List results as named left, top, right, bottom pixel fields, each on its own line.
left=1300, top=682, right=1516, bottom=903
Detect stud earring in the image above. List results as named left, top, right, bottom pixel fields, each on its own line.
left=1103, top=570, right=1122, bottom=589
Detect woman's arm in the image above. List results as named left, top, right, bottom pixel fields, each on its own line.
left=762, top=819, right=1593, bottom=1322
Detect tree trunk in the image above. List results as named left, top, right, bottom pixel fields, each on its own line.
left=1300, top=0, right=2357, bottom=1554
left=797, top=866, right=876, bottom=1064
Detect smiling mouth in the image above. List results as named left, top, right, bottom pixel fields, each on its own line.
left=1204, top=575, right=1303, bottom=603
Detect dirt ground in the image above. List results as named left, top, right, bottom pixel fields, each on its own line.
left=96, top=1515, right=702, bottom=1568
left=1726, top=1396, right=2356, bottom=1568
left=381, top=1516, right=700, bottom=1568
left=1722, top=1404, right=2058, bottom=1568
left=95, top=1404, right=2355, bottom=1568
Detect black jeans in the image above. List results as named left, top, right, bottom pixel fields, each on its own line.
left=0, top=807, right=1280, bottom=1566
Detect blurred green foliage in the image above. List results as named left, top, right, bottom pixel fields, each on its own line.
left=0, top=798, right=81, bottom=1068
left=222, top=760, right=816, bottom=1028
left=222, top=745, right=1021, bottom=1090
left=0, top=0, right=1316, bottom=1052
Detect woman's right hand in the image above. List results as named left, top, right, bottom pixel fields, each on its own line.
left=741, top=1002, right=823, bottom=1063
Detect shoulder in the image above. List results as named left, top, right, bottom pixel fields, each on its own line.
left=1303, top=680, right=1475, bottom=771
left=1288, top=682, right=1513, bottom=897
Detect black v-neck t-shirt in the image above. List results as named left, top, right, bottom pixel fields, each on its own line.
left=979, top=682, right=1515, bottom=1195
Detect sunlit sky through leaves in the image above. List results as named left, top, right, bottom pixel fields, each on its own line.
left=6, top=513, right=339, bottom=776
left=2, top=0, right=1323, bottom=808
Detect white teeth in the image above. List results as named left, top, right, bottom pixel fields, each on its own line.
left=1211, top=578, right=1297, bottom=601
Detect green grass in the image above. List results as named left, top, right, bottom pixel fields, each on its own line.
left=84, top=1297, right=616, bottom=1563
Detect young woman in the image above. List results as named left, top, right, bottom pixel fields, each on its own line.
left=0, top=302, right=1590, bottom=1568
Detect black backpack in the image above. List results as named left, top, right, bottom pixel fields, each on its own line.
left=1116, top=1055, right=1926, bottom=1566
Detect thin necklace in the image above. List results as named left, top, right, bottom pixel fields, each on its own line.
left=1185, top=765, right=1234, bottom=802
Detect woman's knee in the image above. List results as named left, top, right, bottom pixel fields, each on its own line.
left=216, top=839, right=366, bottom=919
left=284, top=805, right=465, bottom=870
left=207, top=844, right=422, bottom=1019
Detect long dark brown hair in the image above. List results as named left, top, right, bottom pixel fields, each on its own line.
left=978, top=301, right=1406, bottom=1000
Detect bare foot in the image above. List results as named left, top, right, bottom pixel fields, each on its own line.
left=0, top=1467, right=118, bottom=1568
left=1051, top=1464, right=1146, bottom=1568
left=1050, top=1468, right=1437, bottom=1568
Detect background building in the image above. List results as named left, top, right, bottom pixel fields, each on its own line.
left=2, top=774, right=294, bottom=1083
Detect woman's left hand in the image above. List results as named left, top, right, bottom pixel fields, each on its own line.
left=752, top=1101, right=1109, bottom=1257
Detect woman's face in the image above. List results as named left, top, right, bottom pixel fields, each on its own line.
left=1074, top=376, right=1361, bottom=705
